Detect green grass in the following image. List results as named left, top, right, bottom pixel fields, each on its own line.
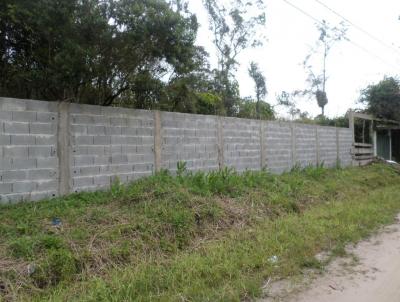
left=1, top=163, right=400, bottom=301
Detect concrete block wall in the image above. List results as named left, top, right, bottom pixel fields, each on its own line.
left=318, top=126, right=339, bottom=167
left=0, top=97, right=354, bottom=204
left=223, top=117, right=261, bottom=171
left=0, top=98, right=59, bottom=203
left=161, top=112, right=219, bottom=172
left=69, top=104, right=154, bottom=193
left=264, top=122, right=293, bottom=173
left=295, top=124, right=318, bottom=168
left=338, top=127, right=353, bottom=167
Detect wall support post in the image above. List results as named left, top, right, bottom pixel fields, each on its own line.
left=217, top=116, right=224, bottom=169
left=154, top=110, right=162, bottom=172
left=260, top=121, right=266, bottom=170
left=290, top=123, right=296, bottom=168
left=57, top=102, right=71, bottom=196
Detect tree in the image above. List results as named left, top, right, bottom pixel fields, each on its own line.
left=248, top=61, right=267, bottom=119
left=0, top=0, right=203, bottom=107
left=276, top=90, right=308, bottom=120
left=359, top=76, right=400, bottom=121
left=203, top=0, right=266, bottom=115
left=237, top=97, right=274, bottom=120
left=303, top=20, right=347, bottom=116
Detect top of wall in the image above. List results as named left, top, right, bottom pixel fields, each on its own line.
left=0, top=97, right=350, bottom=130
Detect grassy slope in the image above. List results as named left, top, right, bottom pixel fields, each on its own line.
left=0, top=163, right=400, bottom=301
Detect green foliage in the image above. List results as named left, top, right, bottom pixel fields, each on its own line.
left=276, top=90, right=310, bottom=120
left=32, top=249, right=77, bottom=288
left=0, top=0, right=201, bottom=107
left=44, top=167, right=400, bottom=301
left=1, top=163, right=400, bottom=300
left=359, top=76, right=400, bottom=121
left=203, top=0, right=266, bottom=115
left=316, top=89, right=328, bottom=112
left=313, top=115, right=349, bottom=127
left=0, top=0, right=276, bottom=119
left=237, top=98, right=275, bottom=120
left=195, top=92, right=225, bottom=115
left=248, top=62, right=268, bottom=119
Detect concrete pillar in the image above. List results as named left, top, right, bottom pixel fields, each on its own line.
left=153, top=110, right=162, bottom=172
left=57, top=102, right=71, bottom=196
left=348, top=110, right=355, bottom=144
left=290, top=123, right=296, bottom=168
left=389, top=129, right=392, bottom=161
left=260, top=121, right=266, bottom=170
left=336, top=127, right=340, bottom=165
left=315, top=125, right=320, bottom=165
left=217, top=116, right=224, bottom=169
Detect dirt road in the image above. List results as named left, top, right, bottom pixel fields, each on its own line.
left=262, top=215, right=400, bottom=302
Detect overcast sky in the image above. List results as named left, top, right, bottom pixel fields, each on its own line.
left=188, top=0, right=400, bottom=118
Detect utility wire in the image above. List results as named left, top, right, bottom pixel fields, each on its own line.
left=280, top=0, right=399, bottom=70
left=314, top=0, right=400, bottom=56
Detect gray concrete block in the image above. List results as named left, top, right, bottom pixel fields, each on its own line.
left=72, top=114, right=93, bottom=124
left=105, top=126, right=123, bottom=135
left=13, top=181, right=36, bottom=193
left=73, top=135, right=94, bottom=145
left=73, top=176, right=94, bottom=187
left=111, top=154, right=128, bottom=164
left=35, top=135, right=57, bottom=145
left=11, top=158, right=36, bottom=169
left=37, top=157, right=58, bottom=168
left=0, top=183, right=13, bottom=194
left=4, top=122, right=29, bottom=134
left=30, top=123, right=56, bottom=135
left=0, top=135, right=11, bottom=145
left=37, top=112, right=57, bottom=123
left=110, top=117, right=127, bottom=126
left=87, top=145, right=105, bottom=156
left=71, top=125, right=87, bottom=135
left=136, top=128, right=153, bottom=136
left=126, top=119, right=142, bottom=127
left=87, top=125, right=106, bottom=135
left=28, top=146, right=54, bottom=158
left=0, top=98, right=27, bottom=111
left=2, top=170, right=27, bottom=181
left=30, top=191, right=57, bottom=201
left=0, top=111, right=13, bottom=121
left=28, top=169, right=57, bottom=179
left=25, top=99, right=57, bottom=112
left=94, top=175, right=110, bottom=186
left=110, top=136, right=128, bottom=145
left=110, top=164, right=132, bottom=173
left=126, top=136, right=142, bottom=144
left=74, top=155, right=94, bottom=166
left=80, top=166, right=100, bottom=176
left=11, top=135, right=35, bottom=145
left=3, top=146, right=29, bottom=158
left=93, top=156, right=110, bottom=165
left=92, top=115, right=110, bottom=125
left=0, top=158, right=12, bottom=170
left=12, top=111, right=37, bottom=122
left=70, top=103, right=102, bottom=115
left=93, top=135, right=111, bottom=145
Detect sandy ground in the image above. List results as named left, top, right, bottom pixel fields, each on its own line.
left=261, top=215, right=400, bottom=302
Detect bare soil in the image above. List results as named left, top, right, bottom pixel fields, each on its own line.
left=262, top=214, right=400, bottom=302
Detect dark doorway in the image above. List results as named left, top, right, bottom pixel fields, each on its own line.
left=392, top=130, right=400, bottom=162
left=377, top=130, right=390, bottom=160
